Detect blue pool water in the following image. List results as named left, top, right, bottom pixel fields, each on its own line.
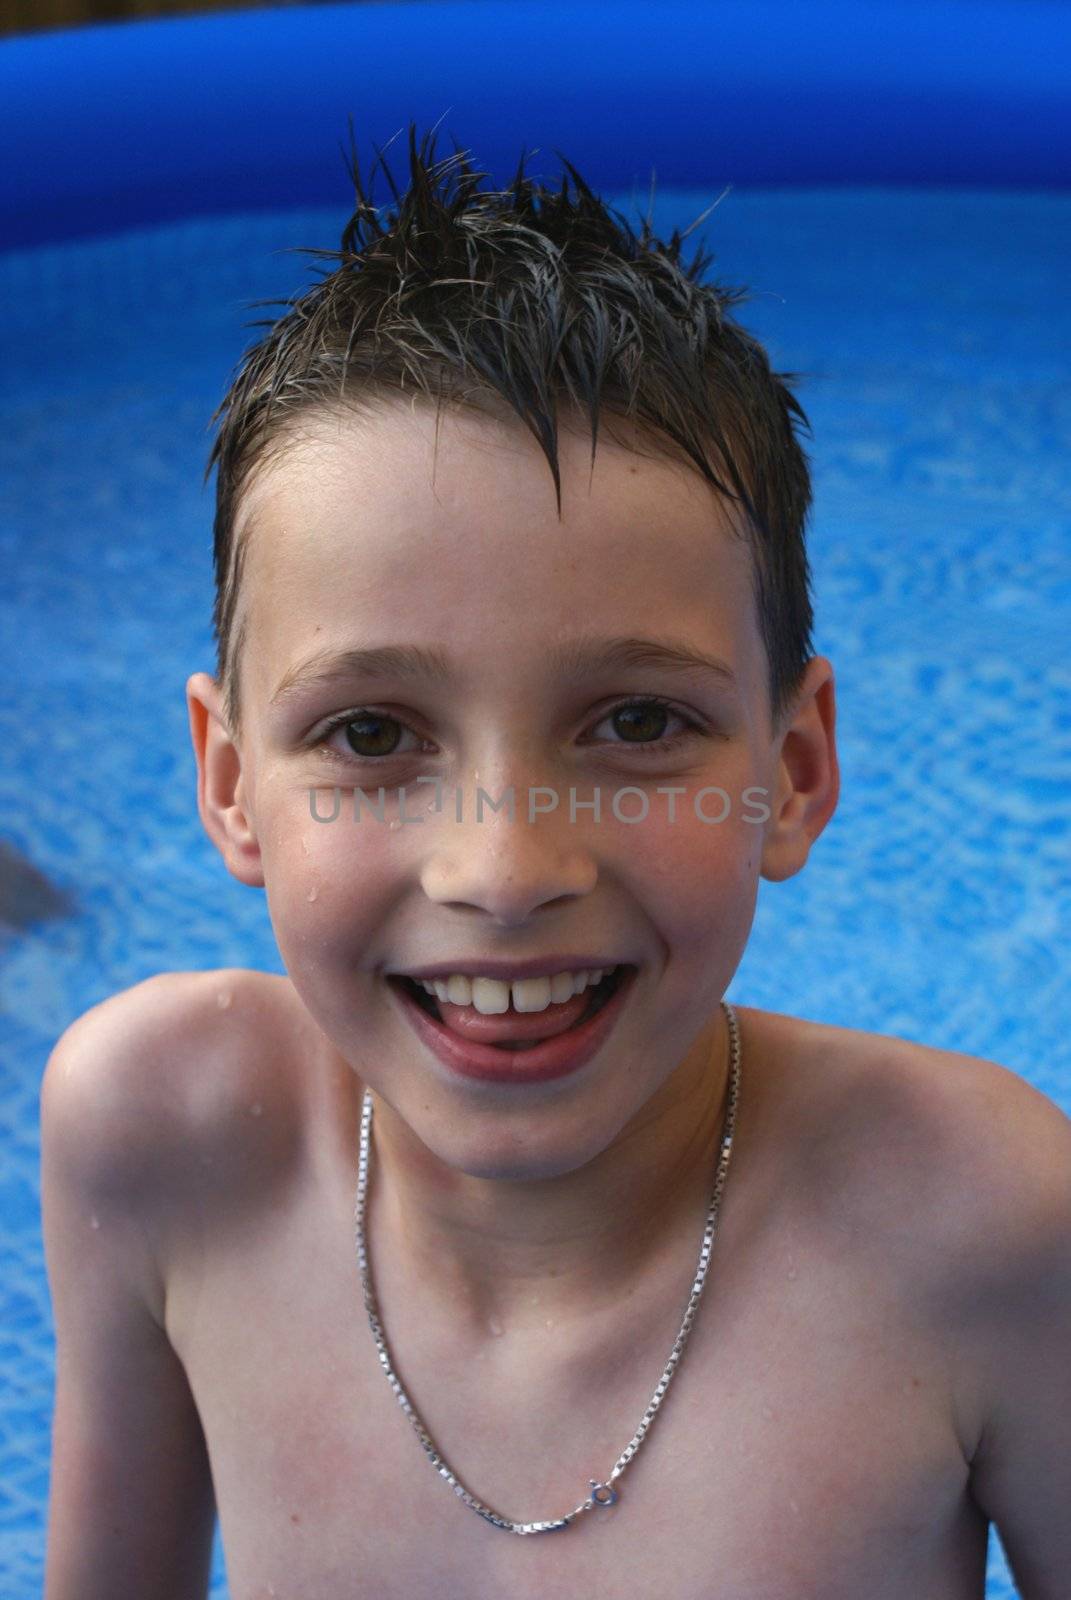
left=1, top=188, right=1068, bottom=1597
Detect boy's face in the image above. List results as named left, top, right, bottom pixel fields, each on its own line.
left=189, top=398, right=836, bottom=1176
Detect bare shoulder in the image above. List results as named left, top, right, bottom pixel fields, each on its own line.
left=42, top=969, right=309, bottom=1226
left=858, top=1025, right=1071, bottom=1234
left=881, top=1029, right=1071, bottom=1301
left=746, top=1004, right=1070, bottom=1203
left=740, top=1002, right=1071, bottom=1295
left=37, top=971, right=299, bottom=1592
left=778, top=1004, right=1069, bottom=1318
left=745, top=1006, right=1071, bottom=1577
left=880, top=1031, right=1071, bottom=1585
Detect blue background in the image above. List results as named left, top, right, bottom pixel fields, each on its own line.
left=1, top=4, right=1069, bottom=1595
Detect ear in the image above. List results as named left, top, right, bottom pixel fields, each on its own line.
left=759, top=656, right=840, bottom=883
left=185, top=672, right=265, bottom=889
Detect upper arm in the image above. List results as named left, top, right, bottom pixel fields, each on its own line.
left=40, top=980, right=217, bottom=1600
left=949, top=1066, right=1071, bottom=1600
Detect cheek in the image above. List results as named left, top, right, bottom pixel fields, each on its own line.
left=620, top=803, right=761, bottom=966
left=259, top=792, right=399, bottom=963
left=621, top=788, right=760, bottom=884
left=258, top=782, right=762, bottom=989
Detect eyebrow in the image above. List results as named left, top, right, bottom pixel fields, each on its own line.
left=269, top=634, right=738, bottom=707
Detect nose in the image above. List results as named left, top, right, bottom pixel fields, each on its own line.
left=418, top=778, right=599, bottom=924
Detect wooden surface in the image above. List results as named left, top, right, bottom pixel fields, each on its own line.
left=2, top=0, right=346, bottom=38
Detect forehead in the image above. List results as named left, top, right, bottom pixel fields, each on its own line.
left=234, top=399, right=765, bottom=712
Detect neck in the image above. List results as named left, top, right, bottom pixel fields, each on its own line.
left=364, top=1006, right=734, bottom=1342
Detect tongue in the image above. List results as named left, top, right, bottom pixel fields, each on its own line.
left=437, top=986, right=595, bottom=1044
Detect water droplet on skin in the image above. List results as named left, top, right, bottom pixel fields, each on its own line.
left=90, top=1214, right=100, bottom=1230
left=250, top=1102, right=263, bottom=1118
left=789, top=1497, right=800, bottom=1517
left=307, top=887, right=318, bottom=902
left=389, top=818, right=401, bottom=831
left=217, top=990, right=232, bottom=1010
left=787, top=1260, right=798, bottom=1280
left=545, top=1319, right=554, bottom=1330
left=488, top=1317, right=503, bottom=1337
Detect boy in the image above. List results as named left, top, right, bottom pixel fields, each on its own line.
left=41, top=127, right=1071, bottom=1598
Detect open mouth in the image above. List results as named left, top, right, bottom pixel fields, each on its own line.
left=386, top=962, right=639, bottom=1084
left=389, top=964, right=631, bottom=1048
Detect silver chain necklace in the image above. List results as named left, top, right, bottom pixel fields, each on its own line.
left=354, top=997, right=742, bottom=1536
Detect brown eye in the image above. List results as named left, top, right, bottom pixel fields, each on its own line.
left=611, top=702, right=673, bottom=744
left=343, top=713, right=404, bottom=758
left=587, top=696, right=706, bottom=756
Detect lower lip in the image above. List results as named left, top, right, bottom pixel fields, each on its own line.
left=387, top=968, right=637, bottom=1086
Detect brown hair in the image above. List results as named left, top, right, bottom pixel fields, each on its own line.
left=206, top=123, right=817, bottom=736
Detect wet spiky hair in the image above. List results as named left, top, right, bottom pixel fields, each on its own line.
left=205, top=122, right=816, bottom=737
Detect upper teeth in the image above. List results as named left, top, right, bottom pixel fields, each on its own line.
left=417, top=968, right=617, bottom=1015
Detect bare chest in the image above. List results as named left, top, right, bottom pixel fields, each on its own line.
left=166, top=1160, right=987, bottom=1600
